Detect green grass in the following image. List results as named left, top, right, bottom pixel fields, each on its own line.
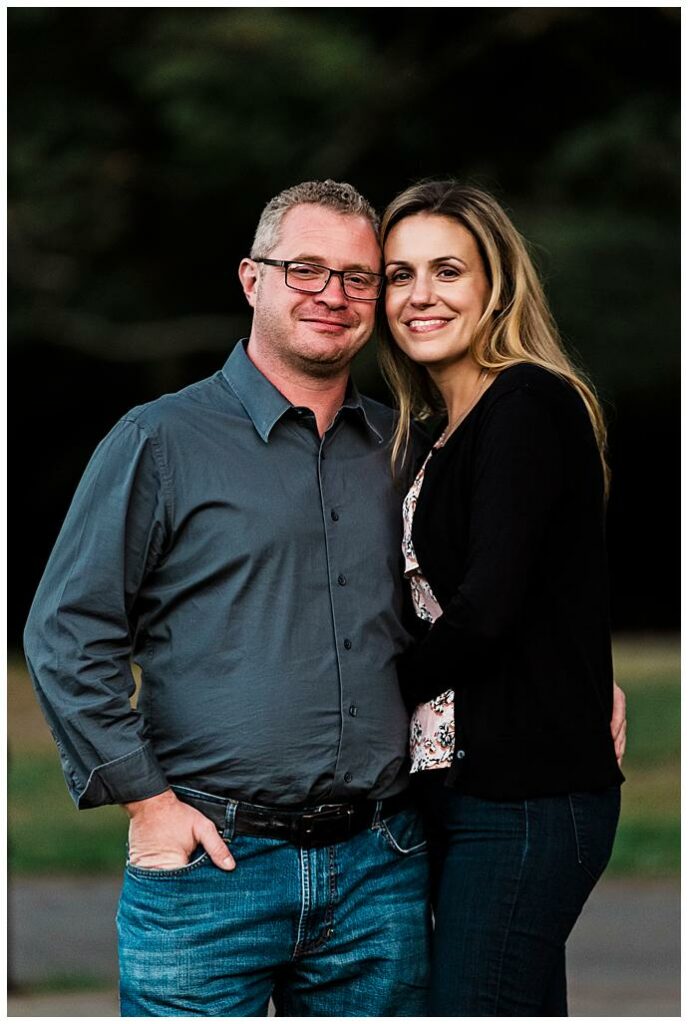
left=13, top=973, right=112, bottom=995
left=9, top=752, right=128, bottom=873
left=604, top=637, right=680, bottom=876
left=8, top=636, right=680, bottom=875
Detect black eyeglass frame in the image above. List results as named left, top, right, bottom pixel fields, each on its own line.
left=253, top=257, right=384, bottom=301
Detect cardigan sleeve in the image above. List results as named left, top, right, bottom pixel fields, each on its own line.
left=399, top=385, right=565, bottom=706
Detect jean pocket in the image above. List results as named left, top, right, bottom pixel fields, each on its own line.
left=568, top=788, right=621, bottom=882
left=376, top=808, right=428, bottom=856
left=125, top=844, right=211, bottom=879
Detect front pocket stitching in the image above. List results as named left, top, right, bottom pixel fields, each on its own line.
left=378, top=819, right=427, bottom=855
left=126, top=850, right=211, bottom=877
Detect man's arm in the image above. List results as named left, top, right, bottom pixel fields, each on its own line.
left=23, top=416, right=234, bottom=870
left=24, top=417, right=169, bottom=807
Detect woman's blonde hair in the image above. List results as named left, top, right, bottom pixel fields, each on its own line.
left=377, top=181, right=609, bottom=493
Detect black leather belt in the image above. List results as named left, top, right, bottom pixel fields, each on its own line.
left=174, top=788, right=411, bottom=849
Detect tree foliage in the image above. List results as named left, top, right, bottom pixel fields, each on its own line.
left=8, top=8, right=680, bottom=633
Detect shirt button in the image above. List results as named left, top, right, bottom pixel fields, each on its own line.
left=338, top=574, right=347, bottom=586
left=456, top=749, right=466, bottom=759
left=330, top=509, right=339, bottom=521
left=349, top=705, right=358, bottom=717
left=344, top=772, right=353, bottom=783
left=343, top=638, right=352, bottom=650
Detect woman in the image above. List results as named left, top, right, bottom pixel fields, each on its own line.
left=378, top=181, right=625, bottom=1016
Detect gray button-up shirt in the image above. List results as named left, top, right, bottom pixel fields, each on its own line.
left=24, top=340, right=414, bottom=808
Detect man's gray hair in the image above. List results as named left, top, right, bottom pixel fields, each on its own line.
left=250, top=180, right=379, bottom=258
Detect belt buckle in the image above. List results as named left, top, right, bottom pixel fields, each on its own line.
left=297, top=805, right=354, bottom=847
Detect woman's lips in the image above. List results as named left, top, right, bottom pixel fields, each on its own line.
left=405, top=318, right=452, bottom=334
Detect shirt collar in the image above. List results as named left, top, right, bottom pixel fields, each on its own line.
left=222, top=339, right=383, bottom=444
left=339, top=381, right=384, bottom=443
left=222, top=340, right=292, bottom=442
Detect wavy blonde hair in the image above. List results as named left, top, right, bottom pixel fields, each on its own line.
left=377, top=181, right=609, bottom=493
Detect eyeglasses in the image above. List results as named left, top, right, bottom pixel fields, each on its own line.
left=253, top=258, right=383, bottom=301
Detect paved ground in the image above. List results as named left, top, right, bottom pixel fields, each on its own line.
left=7, top=876, right=680, bottom=1016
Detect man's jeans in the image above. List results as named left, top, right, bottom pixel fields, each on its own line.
left=118, top=792, right=431, bottom=1016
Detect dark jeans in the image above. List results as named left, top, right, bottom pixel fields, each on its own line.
left=418, top=775, right=620, bottom=1016
left=118, top=793, right=431, bottom=1016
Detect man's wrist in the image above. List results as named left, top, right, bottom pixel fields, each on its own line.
left=123, top=788, right=175, bottom=818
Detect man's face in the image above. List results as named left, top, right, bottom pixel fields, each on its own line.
left=240, top=205, right=382, bottom=378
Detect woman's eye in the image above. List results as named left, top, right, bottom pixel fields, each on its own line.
left=437, top=266, right=461, bottom=280
left=387, top=270, right=412, bottom=284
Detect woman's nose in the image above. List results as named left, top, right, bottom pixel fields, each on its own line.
left=409, top=275, right=435, bottom=306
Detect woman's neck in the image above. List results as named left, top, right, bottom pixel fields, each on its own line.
left=431, top=359, right=490, bottom=428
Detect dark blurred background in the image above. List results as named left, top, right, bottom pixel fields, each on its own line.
left=8, top=7, right=679, bottom=642
left=7, top=12, right=681, bottom=1011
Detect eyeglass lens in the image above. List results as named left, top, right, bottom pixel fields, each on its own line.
left=286, top=263, right=380, bottom=299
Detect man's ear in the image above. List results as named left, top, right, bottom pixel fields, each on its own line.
left=238, top=258, right=259, bottom=308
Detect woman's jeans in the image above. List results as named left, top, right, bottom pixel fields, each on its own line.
left=421, top=780, right=621, bottom=1016
left=117, top=797, right=431, bottom=1016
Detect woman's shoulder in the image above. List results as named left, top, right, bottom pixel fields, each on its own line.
left=485, top=363, right=588, bottom=421
left=488, top=362, right=571, bottom=397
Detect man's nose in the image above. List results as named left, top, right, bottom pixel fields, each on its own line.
left=316, top=272, right=349, bottom=306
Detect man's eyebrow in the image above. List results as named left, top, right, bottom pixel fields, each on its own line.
left=291, top=254, right=380, bottom=273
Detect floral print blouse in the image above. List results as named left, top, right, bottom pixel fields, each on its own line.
left=402, top=438, right=455, bottom=773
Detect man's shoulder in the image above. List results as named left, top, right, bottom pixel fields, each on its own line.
left=122, top=371, right=230, bottom=437
left=357, top=392, right=397, bottom=440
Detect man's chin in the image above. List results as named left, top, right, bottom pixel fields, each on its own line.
left=294, top=336, right=367, bottom=376
left=294, top=348, right=355, bottom=378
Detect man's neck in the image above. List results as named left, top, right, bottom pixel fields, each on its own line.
left=246, top=339, right=349, bottom=437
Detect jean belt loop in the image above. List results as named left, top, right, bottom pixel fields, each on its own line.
left=372, top=799, right=383, bottom=828
left=223, top=798, right=238, bottom=841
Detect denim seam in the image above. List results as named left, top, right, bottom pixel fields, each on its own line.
left=492, top=800, right=530, bottom=1014
left=301, top=844, right=339, bottom=953
left=293, top=847, right=311, bottom=958
left=568, top=794, right=598, bottom=882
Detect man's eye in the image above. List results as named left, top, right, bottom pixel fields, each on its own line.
left=291, top=265, right=321, bottom=279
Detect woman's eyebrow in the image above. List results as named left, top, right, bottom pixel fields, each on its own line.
left=429, top=255, right=468, bottom=267
left=384, top=256, right=468, bottom=267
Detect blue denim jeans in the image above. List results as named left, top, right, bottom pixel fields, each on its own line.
left=419, top=778, right=620, bottom=1016
left=117, top=790, right=431, bottom=1016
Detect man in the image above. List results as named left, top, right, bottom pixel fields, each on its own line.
left=24, top=180, right=432, bottom=1016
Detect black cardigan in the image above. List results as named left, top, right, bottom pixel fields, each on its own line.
left=400, top=363, right=625, bottom=799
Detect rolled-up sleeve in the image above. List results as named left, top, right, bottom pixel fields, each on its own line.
left=23, top=417, right=171, bottom=808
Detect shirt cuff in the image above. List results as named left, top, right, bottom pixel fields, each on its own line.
left=76, top=742, right=169, bottom=809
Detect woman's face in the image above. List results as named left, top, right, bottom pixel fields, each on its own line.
left=384, top=213, right=491, bottom=373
